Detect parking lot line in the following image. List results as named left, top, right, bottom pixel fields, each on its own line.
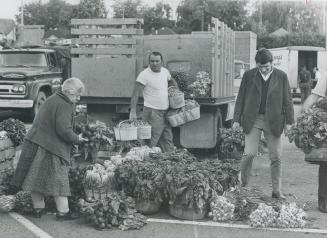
left=148, top=218, right=327, bottom=235
left=9, top=212, right=54, bottom=238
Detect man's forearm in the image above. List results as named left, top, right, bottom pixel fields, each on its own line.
left=130, top=95, right=139, bottom=113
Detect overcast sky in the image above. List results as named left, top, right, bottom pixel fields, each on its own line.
left=0, top=0, right=181, bottom=21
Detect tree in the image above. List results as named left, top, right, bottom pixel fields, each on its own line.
left=16, top=0, right=74, bottom=30
left=176, top=0, right=248, bottom=32
left=249, top=1, right=321, bottom=36
left=111, top=0, right=143, bottom=18
left=142, top=3, right=175, bottom=34
left=72, top=0, right=108, bottom=19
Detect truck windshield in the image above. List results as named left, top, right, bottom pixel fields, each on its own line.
left=0, top=52, right=47, bottom=67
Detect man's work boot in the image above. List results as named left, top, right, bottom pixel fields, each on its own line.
left=272, top=191, right=286, bottom=200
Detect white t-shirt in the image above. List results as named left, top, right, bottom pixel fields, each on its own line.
left=136, top=67, right=171, bottom=110
left=312, top=71, right=327, bottom=97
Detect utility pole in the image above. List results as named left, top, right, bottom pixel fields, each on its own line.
left=21, top=0, right=24, bottom=25
left=324, top=1, right=327, bottom=49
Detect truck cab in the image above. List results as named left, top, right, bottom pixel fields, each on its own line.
left=0, top=47, right=67, bottom=119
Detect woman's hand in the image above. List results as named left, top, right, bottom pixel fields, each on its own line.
left=78, top=134, right=88, bottom=142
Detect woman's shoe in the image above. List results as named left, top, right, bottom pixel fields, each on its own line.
left=56, top=211, right=79, bottom=221
left=318, top=196, right=327, bottom=213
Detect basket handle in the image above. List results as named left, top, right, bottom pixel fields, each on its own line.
left=118, top=120, right=131, bottom=128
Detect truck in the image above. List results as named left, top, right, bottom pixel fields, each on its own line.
left=70, top=18, right=236, bottom=149
left=268, top=46, right=327, bottom=97
left=0, top=46, right=70, bottom=119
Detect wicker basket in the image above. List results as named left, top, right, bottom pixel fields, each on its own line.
left=137, top=125, right=152, bottom=140
left=135, top=200, right=161, bottom=215
left=184, top=106, right=200, bottom=122
left=305, top=147, right=327, bottom=163
left=168, top=203, right=208, bottom=220
left=114, top=120, right=137, bottom=141
left=169, top=93, right=185, bottom=109
left=167, top=111, right=186, bottom=127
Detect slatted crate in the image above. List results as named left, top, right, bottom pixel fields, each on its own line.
left=70, top=18, right=144, bottom=98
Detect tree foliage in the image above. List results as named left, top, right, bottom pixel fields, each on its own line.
left=16, top=0, right=74, bottom=30
left=72, top=0, right=108, bottom=19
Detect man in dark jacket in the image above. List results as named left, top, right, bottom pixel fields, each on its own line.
left=233, top=48, right=294, bottom=199
left=299, top=65, right=312, bottom=103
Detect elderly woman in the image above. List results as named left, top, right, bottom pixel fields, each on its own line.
left=12, top=77, right=87, bottom=220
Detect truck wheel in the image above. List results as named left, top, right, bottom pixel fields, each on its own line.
left=29, top=91, right=47, bottom=119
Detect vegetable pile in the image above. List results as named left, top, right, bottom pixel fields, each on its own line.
left=168, top=87, right=184, bottom=97
left=209, top=195, right=235, bottom=222
left=249, top=202, right=306, bottom=228
left=74, top=122, right=114, bottom=161
left=188, top=71, right=211, bottom=98
left=286, top=108, right=327, bottom=153
left=171, top=71, right=195, bottom=96
left=114, top=149, right=240, bottom=214
left=79, top=191, right=147, bottom=231
left=218, top=127, right=245, bottom=160
left=0, top=118, right=26, bottom=146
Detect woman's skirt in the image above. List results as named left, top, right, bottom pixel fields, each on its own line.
left=22, top=145, right=71, bottom=197
left=12, top=140, right=39, bottom=188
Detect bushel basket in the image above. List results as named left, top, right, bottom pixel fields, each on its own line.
left=168, top=202, right=208, bottom=220
left=305, top=147, right=327, bottom=163
left=169, top=93, right=185, bottom=109
left=137, top=125, right=152, bottom=140
left=114, top=120, right=137, bottom=141
left=135, top=199, right=161, bottom=215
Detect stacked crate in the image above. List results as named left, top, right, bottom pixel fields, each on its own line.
left=0, top=135, right=17, bottom=184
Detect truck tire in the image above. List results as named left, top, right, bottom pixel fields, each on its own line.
left=29, top=91, right=47, bottom=120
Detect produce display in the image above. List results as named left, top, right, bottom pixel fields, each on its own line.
left=218, top=127, right=245, bottom=160
left=74, top=122, right=114, bottom=161
left=249, top=202, right=306, bottom=228
left=171, top=71, right=195, bottom=96
left=286, top=108, right=327, bottom=153
left=13, top=191, right=34, bottom=214
left=80, top=191, right=147, bottom=230
left=115, top=149, right=240, bottom=216
left=84, top=164, right=116, bottom=201
left=188, top=71, right=211, bottom=98
left=0, top=118, right=26, bottom=146
left=168, top=87, right=184, bottom=97
left=131, top=120, right=151, bottom=128
left=0, top=195, right=15, bottom=212
left=166, top=99, right=200, bottom=127
left=0, top=168, right=19, bottom=195
left=209, top=195, right=235, bottom=222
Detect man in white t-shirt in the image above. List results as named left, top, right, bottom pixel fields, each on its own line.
left=129, top=51, right=179, bottom=152
left=303, top=70, right=327, bottom=213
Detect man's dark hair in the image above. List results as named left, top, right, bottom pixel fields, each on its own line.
left=149, top=51, right=163, bottom=63
left=255, top=48, right=273, bottom=64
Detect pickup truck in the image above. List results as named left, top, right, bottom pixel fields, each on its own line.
left=0, top=47, right=70, bottom=119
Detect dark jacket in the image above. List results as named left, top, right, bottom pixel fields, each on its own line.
left=233, top=67, right=294, bottom=137
left=26, top=90, right=79, bottom=164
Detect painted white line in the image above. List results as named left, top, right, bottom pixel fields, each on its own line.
left=9, top=212, right=54, bottom=238
left=148, top=218, right=327, bottom=235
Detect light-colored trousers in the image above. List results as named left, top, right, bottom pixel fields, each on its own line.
left=31, top=191, right=69, bottom=213
left=142, top=106, right=174, bottom=152
left=241, top=114, right=282, bottom=193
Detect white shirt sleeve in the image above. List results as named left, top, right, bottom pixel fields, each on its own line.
left=312, top=72, right=327, bottom=97
left=136, top=71, right=146, bottom=86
